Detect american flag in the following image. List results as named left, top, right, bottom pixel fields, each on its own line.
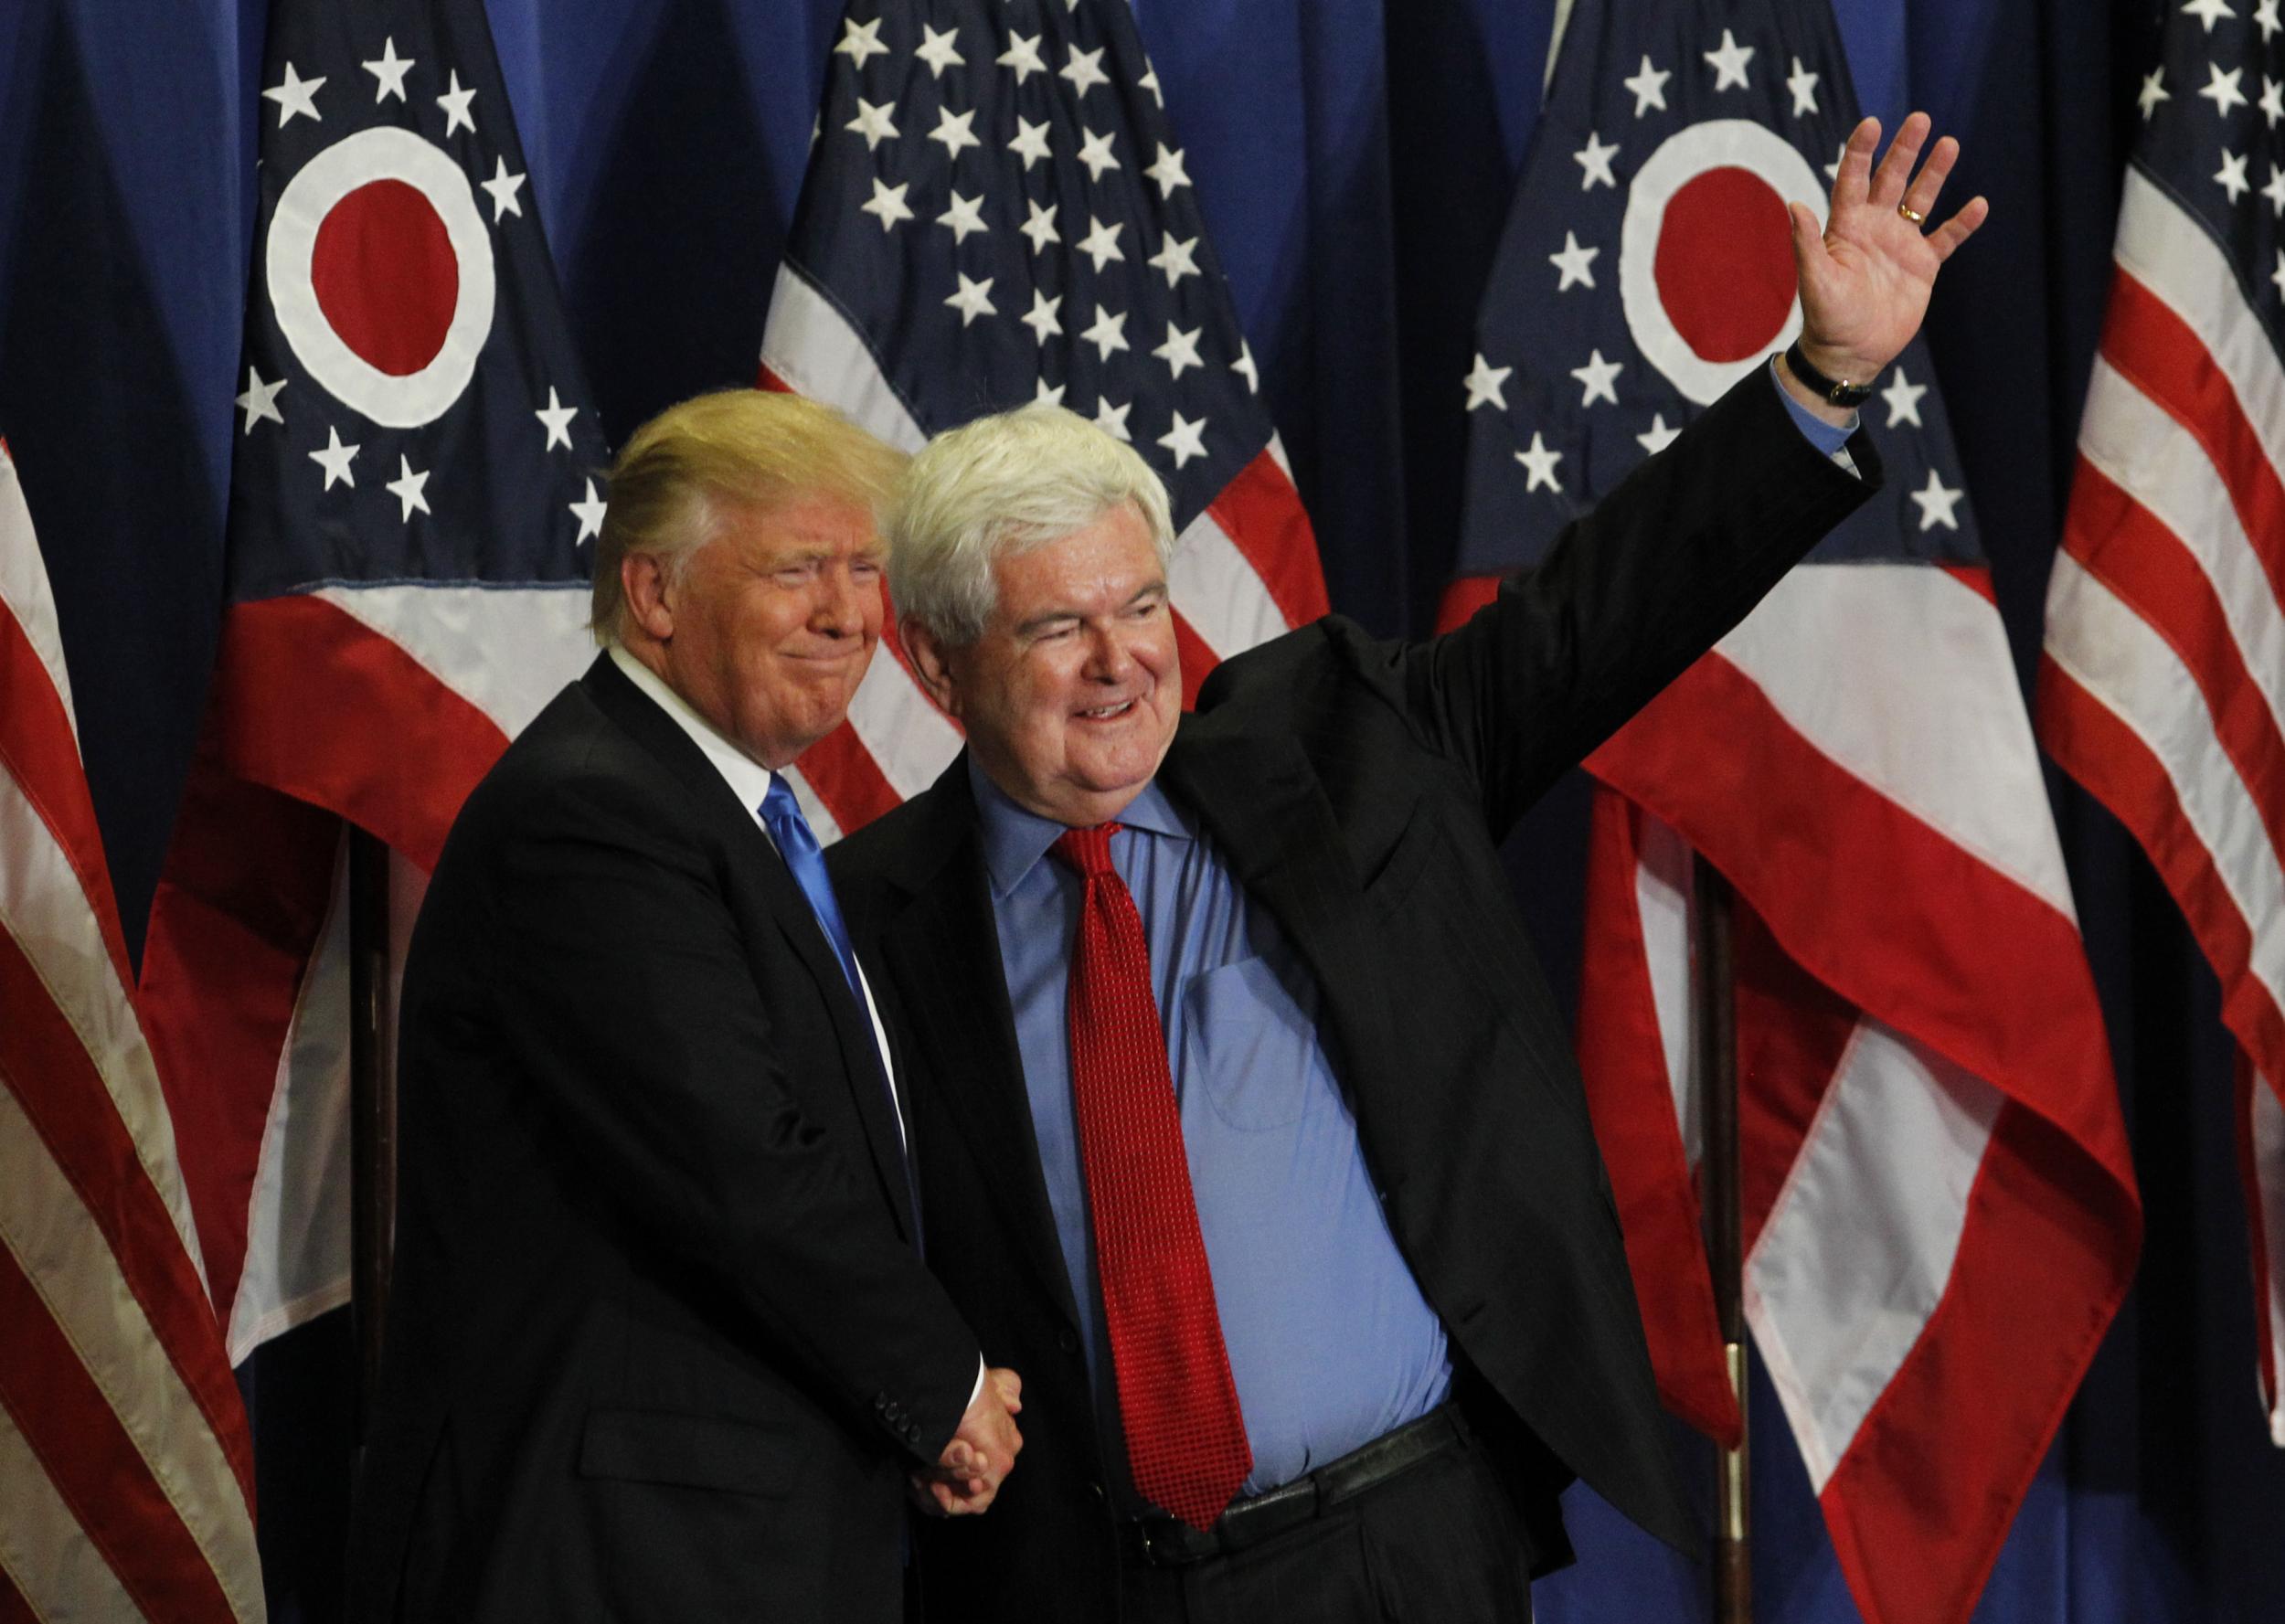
left=133, top=0, right=608, bottom=1369
left=0, top=440, right=265, bottom=1619
left=2037, top=0, right=2285, bottom=1448
left=759, top=0, right=1327, bottom=838
left=1440, top=1, right=2142, bottom=1619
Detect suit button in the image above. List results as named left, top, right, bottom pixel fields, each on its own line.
left=874, top=1394, right=889, bottom=1411
left=1058, top=1328, right=1079, bottom=1355
left=905, top=1422, right=922, bottom=1443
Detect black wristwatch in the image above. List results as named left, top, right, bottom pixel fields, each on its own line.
left=1782, top=339, right=1876, bottom=409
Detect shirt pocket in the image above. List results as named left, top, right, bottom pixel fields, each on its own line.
left=1181, top=953, right=1315, bottom=1132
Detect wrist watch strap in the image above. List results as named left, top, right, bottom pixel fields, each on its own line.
left=1782, top=340, right=1875, bottom=408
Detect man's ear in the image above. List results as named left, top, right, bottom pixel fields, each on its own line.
left=622, top=552, right=675, bottom=643
left=901, top=617, right=964, bottom=721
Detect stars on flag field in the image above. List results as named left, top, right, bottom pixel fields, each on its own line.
left=1463, top=354, right=1511, bottom=412
left=481, top=157, right=526, bottom=220
left=2217, top=148, right=2251, bottom=205
left=571, top=479, right=609, bottom=544
left=1622, top=56, right=1669, bottom=117
left=1570, top=350, right=1621, bottom=409
left=1909, top=468, right=1964, bottom=532
left=263, top=62, right=326, bottom=126
left=2184, top=0, right=2236, bottom=34
left=1785, top=57, right=1820, bottom=117
left=243, top=34, right=598, bottom=544
left=1548, top=231, right=1599, bottom=291
left=1574, top=130, right=1620, bottom=190
left=1881, top=366, right=1928, bottom=430
left=1703, top=29, right=1754, bottom=92
left=1514, top=432, right=1563, bottom=494
left=2134, top=0, right=2285, bottom=281
left=2201, top=61, right=2249, bottom=117
left=386, top=455, right=431, bottom=522
left=810, top=3, right=1283, bottom=495
left=364, top=38, right=413, bottom=102
left=237, top=366, right=288, bottom=434
left=2142, top=68, right=2172, bottom=120
left=1447, top=15, right=1982, bottom=557
left=309, top=426, right=359, bottom=489
left=1636, top=415, right=1680, bottom=456
left=435, top=70, right=477, bottom=136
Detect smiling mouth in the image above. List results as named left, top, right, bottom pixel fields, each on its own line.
left=1076, top=698, right=1137, bottom=721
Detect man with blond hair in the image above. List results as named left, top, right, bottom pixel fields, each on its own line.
left=350, top=389, right=1019, bottom=1624
left=831, top=116, right=1982, bottom=1619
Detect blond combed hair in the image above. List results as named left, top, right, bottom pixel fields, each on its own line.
left=888, top=405, right=1176, bottom=646
left=590, top=390, right=908, bottom=644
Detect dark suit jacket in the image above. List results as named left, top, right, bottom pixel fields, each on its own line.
left=829, top=374, right=1878, bottom=1620
left=348, top=653, right=980, bottom=1624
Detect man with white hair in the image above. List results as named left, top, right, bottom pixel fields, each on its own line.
left=829, top=117, right=1983, bottom=1619
left=350, top=389, right=1020, bottom=1624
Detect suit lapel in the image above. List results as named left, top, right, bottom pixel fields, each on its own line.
left=874, top=763, right=1084, bottom=1330
left=582, top=655, right=920, bottom=1242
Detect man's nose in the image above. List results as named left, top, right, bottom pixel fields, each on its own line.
left=1082, top=624, right=1138, bottom=681
left=813, top=564, right=869, bottom=635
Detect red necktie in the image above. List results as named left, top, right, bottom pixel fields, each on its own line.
left=1051, top=823, right=1251, bottom=1531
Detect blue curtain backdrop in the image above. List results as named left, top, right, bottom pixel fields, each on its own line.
left=2, top=0, right=2280, bottom=1618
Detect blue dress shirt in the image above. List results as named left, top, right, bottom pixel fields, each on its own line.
left=972, top=763, right=1451, bottom=1504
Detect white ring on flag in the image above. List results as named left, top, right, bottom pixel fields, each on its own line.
left=267, top=125, right=495, bottom=429
left=1620, top=119, right=1822, bottom=405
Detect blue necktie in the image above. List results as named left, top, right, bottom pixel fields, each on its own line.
left=758, top=776, right=866, bottom=1006
left=759, top=777, right=919, bottom=1234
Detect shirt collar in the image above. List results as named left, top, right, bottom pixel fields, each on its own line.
left=967, top=755, right=1191, bottom=899
left=608, top=642, right=780, bottom=823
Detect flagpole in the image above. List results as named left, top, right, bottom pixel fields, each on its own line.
left=348, top=827, right=396, bottom=1437
left=1695, top=855, right=1750, bottom=1624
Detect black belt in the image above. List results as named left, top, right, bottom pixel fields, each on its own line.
left=1117, top=1405, right=1468, bottom=1569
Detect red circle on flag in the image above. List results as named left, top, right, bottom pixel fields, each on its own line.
left=311, top=180, right=459, bottom=378
left=1653, top=167, right=1795, bottom=364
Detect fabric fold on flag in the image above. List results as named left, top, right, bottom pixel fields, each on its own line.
left=135, top=0, right=611, bottom=1364
left=1446, top=4, right=2140, bottom=1620
left=0, top=438, right=267, bottom=1621
left=759, top=0, right=1328, bottom=836
left=2037, top=10, right=2285, bottom=1449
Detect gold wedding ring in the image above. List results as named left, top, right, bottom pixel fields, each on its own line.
left=1897, top=203, right=1927, bottom=225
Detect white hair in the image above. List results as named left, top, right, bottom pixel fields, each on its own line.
left=888, top=405, right=1177, bottom=645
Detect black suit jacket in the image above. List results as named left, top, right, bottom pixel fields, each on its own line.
left=829, top=375, right=1879, bottom=1620
left=348, top=653, right=980, bottom=1623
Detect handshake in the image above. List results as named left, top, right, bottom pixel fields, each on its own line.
left=910, top=1365, right=1026, bottom=1517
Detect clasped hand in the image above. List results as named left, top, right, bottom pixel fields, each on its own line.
left=909, top=1366, right=1024, bottom=1516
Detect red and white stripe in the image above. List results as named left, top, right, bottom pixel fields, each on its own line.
left=2040, top=163, right=2285, bottom=1444
left=0, top=441, right=267, bottom=1621
left=1572, top=558, right=2140, bottom=1624
left=759, top=263, right=1328, bottom=839
left=136, top=578, right=591, bottom=1362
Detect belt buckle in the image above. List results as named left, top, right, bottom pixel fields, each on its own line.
left=1134, top=1518, right=1212, bottom=1568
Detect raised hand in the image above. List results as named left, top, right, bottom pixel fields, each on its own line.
left=910, top=1366, right=1024, bottom=1517
left=1786, top=111, right=1988, bottom=397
